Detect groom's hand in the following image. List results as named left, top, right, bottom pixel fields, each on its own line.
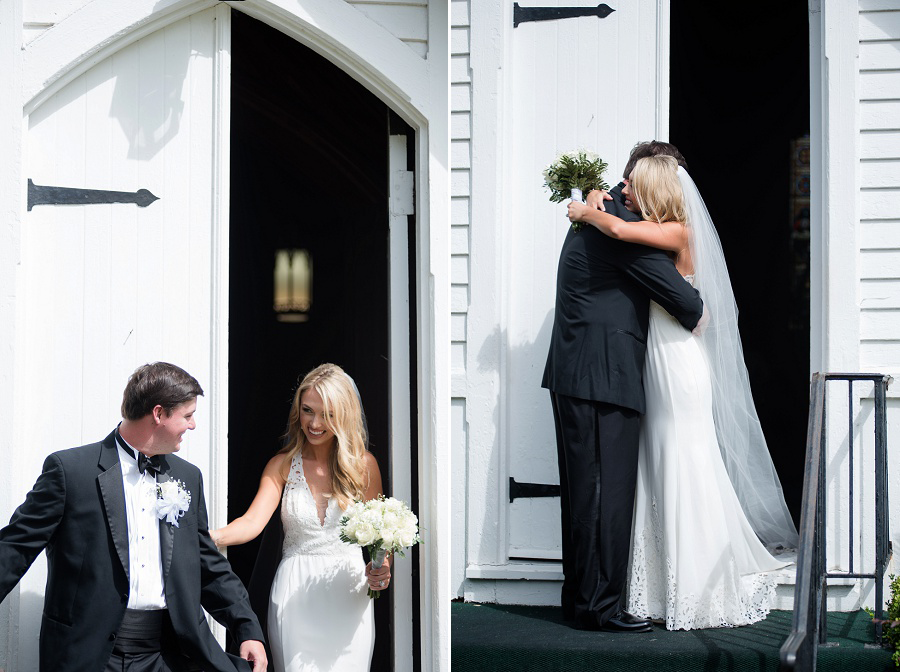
left=586, top=189, right=612, bottom=211
left=692, top=302, right=709, bottom=336
left=239, top=640, right=267, bottom=670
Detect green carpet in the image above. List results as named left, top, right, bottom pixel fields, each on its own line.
left=451, top=603, right=894, bottom=671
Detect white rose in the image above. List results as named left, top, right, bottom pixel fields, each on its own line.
left=402, top=522, right=421, bottom=547
left=380, top=528, right=398, bottom=549
left=341, top=521, right=358, bottom=542
left=384, top=498, right=405, bottom=514
left=382, top=511, right=400, bottom=531
left=355, top=523, right=377, bottom=547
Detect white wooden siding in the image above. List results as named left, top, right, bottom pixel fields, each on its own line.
left=347, top=0, right=428, bottom=57
left=450, top=0, right=470, bottom=596
left=858, top=0, right=900, bottom=375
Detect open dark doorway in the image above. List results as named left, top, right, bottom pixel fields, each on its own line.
left=670, top=3, right=811, bottom=522
left=228, top=11, right=401, bottom=670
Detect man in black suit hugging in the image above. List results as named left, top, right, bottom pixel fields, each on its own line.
left=0, top=362, right=266, bottom=671
left=542, top=141, right=703, bottom=632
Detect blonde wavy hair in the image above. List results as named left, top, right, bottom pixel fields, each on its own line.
left=281, top=363, right=369, bottom=509
left=629, top=155, right=687, bottom=225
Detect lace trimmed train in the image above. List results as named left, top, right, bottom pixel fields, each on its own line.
left=625, top=292, right=789, bottom=630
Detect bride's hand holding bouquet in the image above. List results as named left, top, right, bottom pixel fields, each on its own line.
left=543, top=149, right=609, bottom=231
left=340, top=495, right=422, bottom=599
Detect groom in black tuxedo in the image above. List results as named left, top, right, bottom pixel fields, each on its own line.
left=0, top=362, right=266, bottom=671
left=542, top=141, right=703, bottom=632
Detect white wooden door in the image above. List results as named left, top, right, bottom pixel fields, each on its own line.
left=20, top=7, right=224, bottom=510
left=505, top=1, right=669, bottom=560
left=12, top=8, right=230, bottom=667
left=16, top=7, right=228, bottom=661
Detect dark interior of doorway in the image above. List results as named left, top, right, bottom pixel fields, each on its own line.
left=670, top=2, right=810, bottom=522
left=228, top=12, right=406, bottom=671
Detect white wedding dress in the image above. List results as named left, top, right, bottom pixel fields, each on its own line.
left=268, top=454, right=374, bottom=671
left=626, top=283, right=789, bottom=631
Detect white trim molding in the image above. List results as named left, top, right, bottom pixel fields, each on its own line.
left=809, top=0, right=861, bottom=374
left=0, top=0, right=24, bottom=669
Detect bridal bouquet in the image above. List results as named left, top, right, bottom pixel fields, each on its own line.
left=543, top=149, right=609, bottom=231
left=339, top=495, right=422, bottom=599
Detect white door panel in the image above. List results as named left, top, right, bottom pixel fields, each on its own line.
left=22, top=8, right=219, bottom=476
left=506, top=1, right=667, bottom=560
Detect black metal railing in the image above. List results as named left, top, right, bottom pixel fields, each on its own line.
left=779, top=372, right=892, bottom=672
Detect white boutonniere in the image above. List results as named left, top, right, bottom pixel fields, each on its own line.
left=155, top=479, right=191, bottom=527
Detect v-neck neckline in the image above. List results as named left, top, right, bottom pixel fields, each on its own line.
left=297, top=454, right=332, bottom=528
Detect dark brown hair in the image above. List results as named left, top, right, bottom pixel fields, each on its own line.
left=623, top=141, right=688, bottom=179
left=121, top=362, right=204, bottom=420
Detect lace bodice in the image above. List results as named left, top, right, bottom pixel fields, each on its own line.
left=281, top=454, right=358, bottom=558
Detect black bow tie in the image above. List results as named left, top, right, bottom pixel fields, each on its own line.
left=116, top=430, right=161, bottom=476
left=136, top=453, right=162, bottom=476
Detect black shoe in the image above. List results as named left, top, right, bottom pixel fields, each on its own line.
left=598, top=611, right=653, bottom=633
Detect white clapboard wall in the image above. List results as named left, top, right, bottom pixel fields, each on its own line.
left=449, top=0, right=471, bottom=598
left=459, top=0, right=669, bottom=601
left=848, top=0, right=900, bottom=611
left=859, top=0, right=900, bottom=371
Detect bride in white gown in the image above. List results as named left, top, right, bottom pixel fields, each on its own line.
left=211, top=363, right=389, bottom=670
left=569, top=155, right=798, bottom=630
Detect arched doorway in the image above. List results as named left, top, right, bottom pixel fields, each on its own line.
left=227, top=11, right=415, bottom=671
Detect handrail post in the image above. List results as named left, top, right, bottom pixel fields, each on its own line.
left=780, top=372, right=892, bottom=671
left=874, top=376, right=889, bottom=644
left=818, top=381, right=827, bottom=646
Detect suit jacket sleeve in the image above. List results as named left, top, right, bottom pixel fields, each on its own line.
left=617, top=244, right=704, bottom=331
left=0, top=454, right=66, bottom=601
left=195, top=473, right=266, bottom=644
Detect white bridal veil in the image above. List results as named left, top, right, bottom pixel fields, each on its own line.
left=679, top=166, right=800, bottom=550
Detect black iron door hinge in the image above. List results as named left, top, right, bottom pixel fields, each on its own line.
left=514, top=3, right=615, bottom=28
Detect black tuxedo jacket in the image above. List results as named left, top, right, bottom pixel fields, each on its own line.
left=0, top=430, right=264, bottom=672
left=542, top=183, right=704, bottom=413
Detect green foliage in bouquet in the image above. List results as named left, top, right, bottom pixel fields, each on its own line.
left=865, top=574, right=900, bottom=667
left=543, top=150, right=610, bottom=231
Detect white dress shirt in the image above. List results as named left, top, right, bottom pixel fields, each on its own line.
left=116, top=439, right=167, bottom=609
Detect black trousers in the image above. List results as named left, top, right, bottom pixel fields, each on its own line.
left=550, top=392, right=641, bottom=626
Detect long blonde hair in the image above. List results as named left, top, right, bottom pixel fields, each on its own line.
left=629, top=155, right=687, bottom=224
left=281, top=363, right=369, bottom=509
